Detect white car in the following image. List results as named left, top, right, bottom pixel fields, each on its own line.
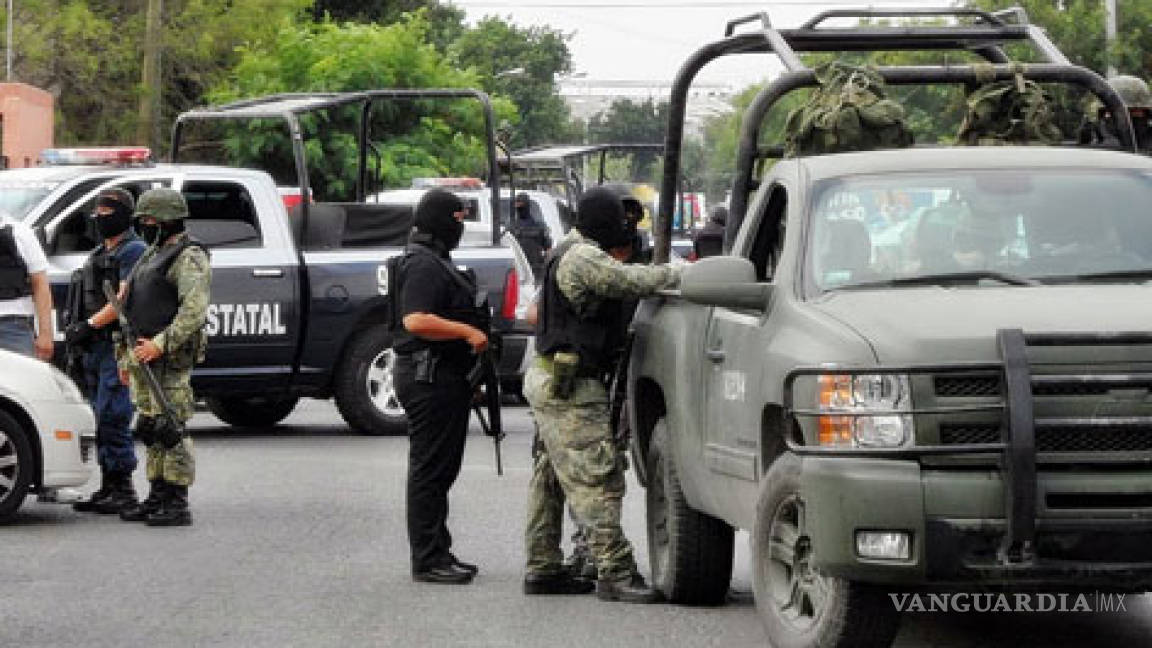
left=0, top=349, right=96, bottom=520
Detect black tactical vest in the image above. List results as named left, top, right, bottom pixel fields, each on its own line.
left=535, top=239, right=624, bottom=373
left=0, top=225, right=31, bottom=300
left=391, top=242, right=481, bottom=365
left=80, top=246, right=121, bottom=318
left=124, top=239, right=205, bottom=338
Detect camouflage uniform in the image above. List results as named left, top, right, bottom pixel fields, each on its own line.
left=524, top=229, right=677, bottom=581
left=120, top=233, right=210, bottom=487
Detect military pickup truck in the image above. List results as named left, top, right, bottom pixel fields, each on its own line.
left=628, top=9, right=1152, bottom=648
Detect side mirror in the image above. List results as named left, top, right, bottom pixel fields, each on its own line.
left=678, top=256, right=772, bottom=311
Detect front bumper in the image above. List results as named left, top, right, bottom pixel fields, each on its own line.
left=800, top=456, right=1152, bottom=588
left=33, top=400, right=96, bottom=489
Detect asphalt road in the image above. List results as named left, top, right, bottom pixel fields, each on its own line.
left=2, top=400, right=1150, bottom=648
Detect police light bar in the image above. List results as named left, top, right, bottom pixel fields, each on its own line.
left=411, top=177, right=484, bottom=190
left=39, top=147, right=152, bottom=166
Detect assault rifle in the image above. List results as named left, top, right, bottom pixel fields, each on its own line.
left=468, top=344, right=504, bottom=476
left=62, top=270, right=89, bottom=396
left=102, top=280, right=184, bottom=447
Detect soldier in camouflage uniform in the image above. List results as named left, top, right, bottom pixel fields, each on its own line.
left=115, top=188, right=211, bottom=527
left=523, top=187, right=679, bottom=603
left=1079, top=75, right=1152, bottom=153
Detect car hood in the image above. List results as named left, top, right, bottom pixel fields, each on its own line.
left=809, top=284, right=1152, bottom=364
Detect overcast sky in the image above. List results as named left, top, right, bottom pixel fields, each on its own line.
left=454, top=0, right=948, bottom=87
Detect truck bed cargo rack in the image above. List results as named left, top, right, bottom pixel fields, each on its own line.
left=172, top=89, right=503, bottom=247
left=654, top=6, right=1138, bottom=263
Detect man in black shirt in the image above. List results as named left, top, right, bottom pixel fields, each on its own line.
left=511, top=192, right=553, bottom=278
left=693, top=205, right=727, bottom=259
left=392, top=189, right=488, bottom=585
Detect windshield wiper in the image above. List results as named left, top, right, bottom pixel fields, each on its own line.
left=1050, top=269, right=1152, bottom=283
left=836, top=271, right=1040, bottom=290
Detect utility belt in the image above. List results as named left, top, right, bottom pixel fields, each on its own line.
left=535, top=352, right=607, bottom=399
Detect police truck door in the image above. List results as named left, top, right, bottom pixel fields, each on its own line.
left=176, top=176, right=300, bottom=389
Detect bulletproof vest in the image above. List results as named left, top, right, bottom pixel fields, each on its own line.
left=535, top=239, right=625, bottom=373
left=79, top=246, right=121, bottom=318
left=0, top=225, right=31, bottom=300
left=391, top=242, right=481, bottom=363
left=124, top=238, right=206, bottom=338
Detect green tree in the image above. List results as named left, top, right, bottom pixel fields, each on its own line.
left=971, top=0, right=1152, bottom=79
left=207, top=16, right=516, bottom=199
left=309, top=1, right=465, bottom=51
left=449, top=16, right=573, bottom=149
left=0, top=0, right=311, bottom=150
left=585, top=98, right=668, bottom=183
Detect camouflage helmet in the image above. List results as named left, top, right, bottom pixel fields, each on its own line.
left=1108, top=75, right=1152, bottom=108
left=135, top=188, right=189, bottom=222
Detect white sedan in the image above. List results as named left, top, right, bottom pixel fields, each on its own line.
left=0, top=349, right=96, bottom=520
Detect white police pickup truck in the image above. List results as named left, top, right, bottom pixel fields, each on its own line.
left=0, top=348, right=95, bottom=520
left=1, top=150, right=532, bottom=435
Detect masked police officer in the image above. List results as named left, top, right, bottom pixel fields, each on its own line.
left=393, top=188, right=487, bottom=584
left=116, top=188, right=211, bottom=527
left=523, top=187, right=679, bottom=602
left=0, top=209, right=53, bottom=360
left=65, top=189, right=148, bottom=514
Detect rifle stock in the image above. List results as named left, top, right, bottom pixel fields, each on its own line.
left=468, top=347, right=504, bottom=476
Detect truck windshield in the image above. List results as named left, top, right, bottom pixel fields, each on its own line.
left=807, top=169, right=1152, bottom=291
left=0, top=181, right=57, bottom=220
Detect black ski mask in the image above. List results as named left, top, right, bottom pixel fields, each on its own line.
left=93, top=192, right=135, bottom=239
left=413, top=188, right=465, bottom=251
left=575, top=187, right=632, bottom=251
left=136, top=219, right=185, bottom=246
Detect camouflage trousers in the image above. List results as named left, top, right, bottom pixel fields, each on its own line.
left=145, top=438, right=195, bottom=487
left=523, top=365, right=636, bottom=580
left=128, top=361, right=196, bottom=487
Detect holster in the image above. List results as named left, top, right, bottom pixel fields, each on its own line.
left=135, top=416, right=157, bottom=446
left=413, top=348, right=439, bottom=385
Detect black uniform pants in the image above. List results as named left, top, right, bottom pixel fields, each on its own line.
left=394, top=355, right=472, bottom=572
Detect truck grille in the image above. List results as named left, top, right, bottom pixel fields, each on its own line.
left=939, top=423, right=1152, bottom=453
left=933, top=374, right=1152, bottom=398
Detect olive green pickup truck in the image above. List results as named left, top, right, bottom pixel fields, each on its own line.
left=627, top=8, right=1152, bottom=648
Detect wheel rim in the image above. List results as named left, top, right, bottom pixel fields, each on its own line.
left=646, top=447, right=671, bottom=585
left=366, top=348, right=404, bottom=418
left=0, top=431, right=19, bottom=504
left=766, top=494, right=829, bottom=631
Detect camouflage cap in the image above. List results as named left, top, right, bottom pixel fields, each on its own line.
left=1108, top=75, right=1152, bottom=108
left=135, top=188, right=189, bottom=222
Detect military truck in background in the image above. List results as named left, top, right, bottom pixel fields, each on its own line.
left=627, top=8, right=1152, bottom=647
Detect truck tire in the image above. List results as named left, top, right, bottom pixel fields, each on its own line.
left=334, top=324, right=408, bottom=436
left=0, top=409, right=34, bottom=522
left=206, top=396, right=299, bottom=428
left=753, top=453, right=901, bottom=648
left=646, top=417, right=734, bottom=605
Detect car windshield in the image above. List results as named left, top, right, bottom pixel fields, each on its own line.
left=806, top=169, right=1152, bottom=292
left=0, top=180, right=57, bottom=220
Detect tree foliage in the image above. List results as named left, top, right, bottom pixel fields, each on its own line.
left=309, top=0, right=465, bottom=51
left=449, top=16, right=573, bottom=149
left=0, top=0, right=311, bottom=149
left=203, top=16, right=517, bottom=200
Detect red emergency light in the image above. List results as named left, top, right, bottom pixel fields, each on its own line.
left=40, top=147, right=152, bottom=166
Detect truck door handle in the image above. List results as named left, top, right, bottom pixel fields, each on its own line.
left=252, top=268, right=284, bottom=278
left=706, top=347, right=725, bottom=363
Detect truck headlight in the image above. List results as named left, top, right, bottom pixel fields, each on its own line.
left=817, top=374, right=912, bottom=448
left=50, top=367, right=87, bottom=405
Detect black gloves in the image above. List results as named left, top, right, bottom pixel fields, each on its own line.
left=65, top=320, right=95, bottom=346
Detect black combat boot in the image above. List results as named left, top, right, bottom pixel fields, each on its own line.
left=524, top=572, right=595, bottom=595
left=120, top=480, right=166, bottom=522
left=146, top=484, right=192, bottom=527
left=72, top=471, right=112, bottom=512
left=91, top=472, right=138, bottom=514
left=595, top=572, right=663, bottom=604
